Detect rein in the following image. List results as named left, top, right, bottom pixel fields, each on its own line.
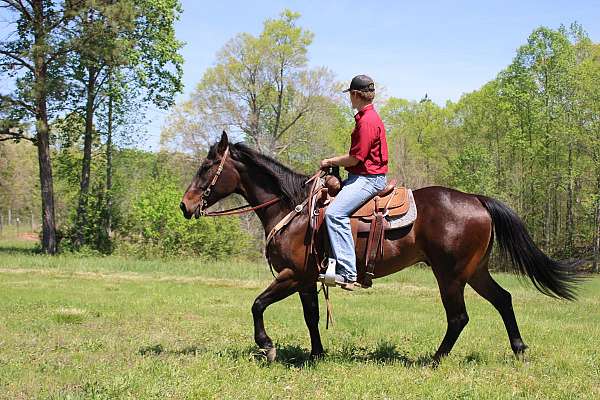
left=201, top=197, right=281, bottom=217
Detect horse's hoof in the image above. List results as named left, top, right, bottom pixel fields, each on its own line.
left=263, top=347, right=276, bottom=362
left=514, top=350, right=528, bottom=362
left=511, top=339, right=528, bottom=362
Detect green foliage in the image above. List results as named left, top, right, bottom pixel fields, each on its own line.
left=446, top=145, right=495, bottom=194
left=380, top=96, right=452, bottom=187
left=380, top=24, right=599, bottom=262
left=124, top=175, right=250, bottom=259
left=59, top=182, right=113, bottom=255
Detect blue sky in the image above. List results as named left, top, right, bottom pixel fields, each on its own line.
left=4, top=1, right=599, bottom=149
left=144, top=0, right=599, bottom=150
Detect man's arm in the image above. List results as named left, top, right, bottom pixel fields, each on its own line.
left=320, top=154, right=360, bottom=169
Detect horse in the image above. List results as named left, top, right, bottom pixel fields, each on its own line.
left=180, top=132, right=580, bottom=364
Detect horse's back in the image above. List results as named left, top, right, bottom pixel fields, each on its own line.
left=411, top=186, right=493, bottom=269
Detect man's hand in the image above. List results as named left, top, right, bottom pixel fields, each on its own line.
left=320, top=158, right=332, bottom=169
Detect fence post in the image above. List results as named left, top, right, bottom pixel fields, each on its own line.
left=31, top=210, right=34, bottom=232
left=16, top=216, right=20, bottom=234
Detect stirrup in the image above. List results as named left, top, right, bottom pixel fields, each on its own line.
left=318, top=258, right=337, bottom=287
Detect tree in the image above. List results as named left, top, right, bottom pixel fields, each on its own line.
left=380, top=96, right=450, bottom=187
left=67, top=0, right=183, bottom=248
left=498, top=25, right=590, bottom=253
left=573, top=41, right=600, bottom=270
left=0, top=0, right=89, bottom=254
left=68, top=1, right=134, bottom=247
left=0, top=141, right=40, bottom=227
left=161, top=9, right=341, bottom=158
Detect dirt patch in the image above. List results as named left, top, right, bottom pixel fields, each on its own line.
left=17, top=232, right=39, bottom=242
left=0, top=267, right=266, bottom=289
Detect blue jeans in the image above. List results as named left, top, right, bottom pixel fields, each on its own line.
left=324, top=173, right=387, bottom=281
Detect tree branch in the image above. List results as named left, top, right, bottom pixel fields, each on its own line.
left=0, top=0, right=30, bottom=20
left=0, top=49, right=35, bottom=72
left=47, top=0, right=86, bottom=32
left=275, top=109, right=307, bottom=139
left=0, top=94, right=35, bottom=114
left=15, top=0, right=32, bottom=21
left=0, top=126, right=35, bottom=143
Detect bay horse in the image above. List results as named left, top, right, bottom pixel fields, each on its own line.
left=180, top=132, right=580, bottom=364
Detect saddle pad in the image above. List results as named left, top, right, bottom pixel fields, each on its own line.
left=386, top=189, right=417, bottom=229
left=351, top=187, right=409, bottom=218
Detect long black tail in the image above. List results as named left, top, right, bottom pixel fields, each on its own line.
left=477, top=195, right=581, bottom=300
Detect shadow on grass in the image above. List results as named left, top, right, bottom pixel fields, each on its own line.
left=217, top=341, right=436, bottom=369
left=138, top=343, right=208, bottom=357
left=0, top=244, right=40, bottom=256
left=137, top=340, right=449, bottom=369
left=328, top=341, right=435, bottom=368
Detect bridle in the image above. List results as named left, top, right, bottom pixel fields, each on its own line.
left=195, top=146, right=281, bottom=217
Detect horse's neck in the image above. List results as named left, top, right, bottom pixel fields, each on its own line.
left=237, top=170, right=297, bottom=235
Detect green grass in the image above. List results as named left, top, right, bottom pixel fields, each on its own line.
left=1, top=237, right=599, bottom=399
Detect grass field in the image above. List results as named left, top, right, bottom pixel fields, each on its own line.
left=0, top=233, right=599, bottom=399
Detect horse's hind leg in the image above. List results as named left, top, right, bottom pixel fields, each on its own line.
left=298, top=283, right=324, bottom=358
left=433, top=277, right=469, bottom=363
left=251, top=268, right=299, bottom=362
left=468, top=266, right=528, bottom=358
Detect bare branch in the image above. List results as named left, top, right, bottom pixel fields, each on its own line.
left=0, top=0, right=27, bottom=15
left=0, top=126, right=35, bottom=143
left=0, top=49, right=34, bottom=72
left=275, top=109, right=308, bottom=140
left=15, top=0, right=32, bottom=21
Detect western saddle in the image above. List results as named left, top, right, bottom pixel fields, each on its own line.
left=309, top=171, right=411, bottom=288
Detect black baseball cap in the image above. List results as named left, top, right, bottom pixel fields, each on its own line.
left=342, top=75, right=375, bottom=93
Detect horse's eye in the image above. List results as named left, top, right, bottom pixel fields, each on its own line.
left=198, top=161, right=211, bottom=172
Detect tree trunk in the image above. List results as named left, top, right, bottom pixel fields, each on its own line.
left=566, top=142, right=574, bottom=254
left=34, top=81, right=57, bottom=254
left=33, top=0, right=57, bottom=254
left=593, top=174, right=600, bottom=273
left=74, top=66, right=97, bottom=247
left=105, top=82, right=113, bottom=238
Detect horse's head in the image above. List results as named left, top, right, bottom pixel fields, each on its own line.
left=180, top=131, right=240, bottom=219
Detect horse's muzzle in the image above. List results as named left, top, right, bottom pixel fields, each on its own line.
left=180, top=202, right=192, bottom=219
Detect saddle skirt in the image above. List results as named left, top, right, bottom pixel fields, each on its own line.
left=354, top=188, right=417, bottom=232
left=352, top=187, right=409, bottom=218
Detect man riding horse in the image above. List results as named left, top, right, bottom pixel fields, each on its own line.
left=320, top=75, right=389, bottom=291
left=180, top=74, right=579, bottom=364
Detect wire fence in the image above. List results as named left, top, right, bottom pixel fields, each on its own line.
left=0, top=209, right=38, bottom=237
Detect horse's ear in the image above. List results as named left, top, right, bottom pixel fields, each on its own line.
left=217, top=131, right=229, bottom=154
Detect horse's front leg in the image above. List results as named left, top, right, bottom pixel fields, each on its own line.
left=298, top=283, right=324, bottom=358
left=252, top=268, right=299, bottom=362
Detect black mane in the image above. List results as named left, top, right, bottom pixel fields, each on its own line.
left=213, top=142, right=309, bottom=206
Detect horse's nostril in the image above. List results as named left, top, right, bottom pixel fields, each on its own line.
left=180, top=202, right=186, bottom=213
